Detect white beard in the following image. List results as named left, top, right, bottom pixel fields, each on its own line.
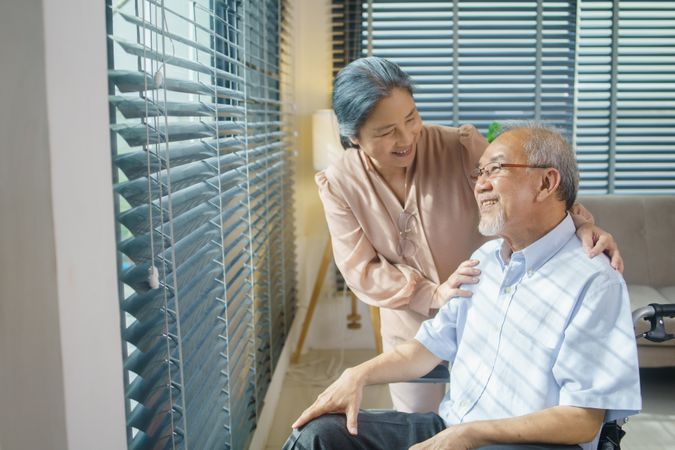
left=478, top=205, right=505, bottom=237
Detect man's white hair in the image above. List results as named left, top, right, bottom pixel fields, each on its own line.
left=494, top=120, right=579, bottom=210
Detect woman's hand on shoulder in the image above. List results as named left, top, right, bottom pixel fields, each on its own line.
left=575, top=222, right=624, bottom=273
left=432, top=259, right=481, bottom=308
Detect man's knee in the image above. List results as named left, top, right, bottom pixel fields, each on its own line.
left=282, top=414, right=353, bottom=450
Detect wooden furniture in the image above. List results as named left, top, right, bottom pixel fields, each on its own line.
left=291, top=239, right=383, bottom=363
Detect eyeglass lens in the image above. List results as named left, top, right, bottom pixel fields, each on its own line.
left=471, top=162, right=500, bottom=180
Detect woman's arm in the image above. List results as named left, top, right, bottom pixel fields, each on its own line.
left=457, top=124, right=489, bottom=187
left=316, top=171, right=476, bottom=315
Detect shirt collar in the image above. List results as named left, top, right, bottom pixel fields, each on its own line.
left=358, top=149, right=377, bottom=172
left=495, top=213, right=576, bottom=274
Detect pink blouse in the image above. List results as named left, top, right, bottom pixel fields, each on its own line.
left=316, top=124, right=489, bottom=346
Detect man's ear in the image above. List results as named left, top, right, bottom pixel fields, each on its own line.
left=536, top=168, right=561, bottom=202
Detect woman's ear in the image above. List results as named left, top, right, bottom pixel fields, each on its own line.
left=536, top=168, right=561, bottom=201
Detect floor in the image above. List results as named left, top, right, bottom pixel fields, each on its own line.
left=265, top=349, right=675, bottom=450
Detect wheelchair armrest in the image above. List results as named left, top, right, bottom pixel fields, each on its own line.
left=411, top=364, right=450, bottom=384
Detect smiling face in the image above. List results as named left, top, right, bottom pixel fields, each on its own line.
left=474, top=130, right=541, bottom=240
left=349, top=88, right=423, bottom=172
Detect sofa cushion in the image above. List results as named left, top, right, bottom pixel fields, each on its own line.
left=578, top=196, right=675, bottom=288
left=658, top=286, right=675, bottom=303
left=628, top=285, right=675, bottom=348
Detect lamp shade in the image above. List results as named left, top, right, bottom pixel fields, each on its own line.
left=312, top=109, right=345, bottom=171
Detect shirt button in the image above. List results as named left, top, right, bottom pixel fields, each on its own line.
left=527, top=269, right=534, bottom=276
left=503, top=286, right=512, bottom=294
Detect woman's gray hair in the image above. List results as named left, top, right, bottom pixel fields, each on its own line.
left=332, top=57, right=413, bottom=149
left=495, top=121, right=579, bottom=210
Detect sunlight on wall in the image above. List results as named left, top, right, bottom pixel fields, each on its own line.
left=292, top=0, right=334, bottom=342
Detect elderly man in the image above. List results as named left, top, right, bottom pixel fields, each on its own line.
left=284, top=122, right=641, bottom=450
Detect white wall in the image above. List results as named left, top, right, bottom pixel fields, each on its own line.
left=0, top=1, right=126, bottom=449
left=0, top=1, right=69, bottom=447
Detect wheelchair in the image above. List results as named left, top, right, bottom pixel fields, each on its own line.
left=414, top=303, right=675, bottom=450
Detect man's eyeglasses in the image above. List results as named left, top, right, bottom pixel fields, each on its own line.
left=470, top=162, right=551, bottom=181
left=397, top=211, right=417, bottom=259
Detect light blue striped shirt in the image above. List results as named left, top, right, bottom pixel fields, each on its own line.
left=415, top=214, right=641, bottom=450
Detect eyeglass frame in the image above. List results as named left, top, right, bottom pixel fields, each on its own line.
left=470, top=161, right=552, bottom=182
left=396, top=210, right=417, bottom=259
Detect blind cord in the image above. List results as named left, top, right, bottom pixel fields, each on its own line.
left=157, top=0, right=190, bottom=444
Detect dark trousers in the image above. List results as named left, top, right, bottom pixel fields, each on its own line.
left=282, top=410, right=583, bottom=450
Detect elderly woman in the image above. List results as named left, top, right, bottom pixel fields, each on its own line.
left=316, top=56, right=622, bottom=413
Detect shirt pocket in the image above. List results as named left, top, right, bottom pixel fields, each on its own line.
left=511, top=321, right=558, bottom=354
left=506, top=290, right=566, bottom=355
left=502, top=321, right=560, bottom=390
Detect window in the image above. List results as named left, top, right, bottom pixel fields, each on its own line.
left=576, top=0, right=675, bottom=194
left=107, top=0, right=296, bottom=447
left=342, top=1, right=577, bottom=139
left=332, top=0, right=675, bottom=194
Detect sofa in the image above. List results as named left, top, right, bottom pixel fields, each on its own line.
left=578, top=195, right=675, bottom=367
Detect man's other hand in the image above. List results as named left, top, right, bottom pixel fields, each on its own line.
left=409, top=423, right=476, bottom=450
left=291, top=367, right=365, bottom=435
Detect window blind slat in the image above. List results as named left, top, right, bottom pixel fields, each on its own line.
left=112, top=121, right=244, bottom=147
left=114, top=138, right=244, bottom=180
left=109, top=70, right=245, bottom=101
left=110, top=95, right=245, bottom=119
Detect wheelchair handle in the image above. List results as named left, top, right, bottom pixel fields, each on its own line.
left=652, top=303, right=675, bottom=317
left=632, top=305, right=657, bottom=325
left=633, top=303, right=675, bottom=343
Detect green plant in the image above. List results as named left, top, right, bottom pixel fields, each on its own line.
left=486, top=121, right=502, bottom=143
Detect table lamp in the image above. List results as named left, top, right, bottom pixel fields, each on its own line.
left=311, top=109, right=344, bottom=171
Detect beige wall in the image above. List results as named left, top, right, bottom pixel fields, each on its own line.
left=291, top=0, right=377, bottom=351
left=291, top=0, right=338, bottom=347
left=293, top=0, right=333, bottom=264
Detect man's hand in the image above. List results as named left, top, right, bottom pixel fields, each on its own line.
left=291, top=367, right=365, bottom=435
left=291, top=340, right=441, bottom=436
left=409, top=424, right=477, bottom=450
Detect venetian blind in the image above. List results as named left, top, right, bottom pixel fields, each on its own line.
left=107, top=0, right=296, bottom=448
left=358, top=0, right=578, bottom=139
left=576, top=0, right=675, bottom=194
left=332, top=0, right=365, bottom=76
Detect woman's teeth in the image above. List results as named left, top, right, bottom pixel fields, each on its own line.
left=393, top=146, right=411, bottom=157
